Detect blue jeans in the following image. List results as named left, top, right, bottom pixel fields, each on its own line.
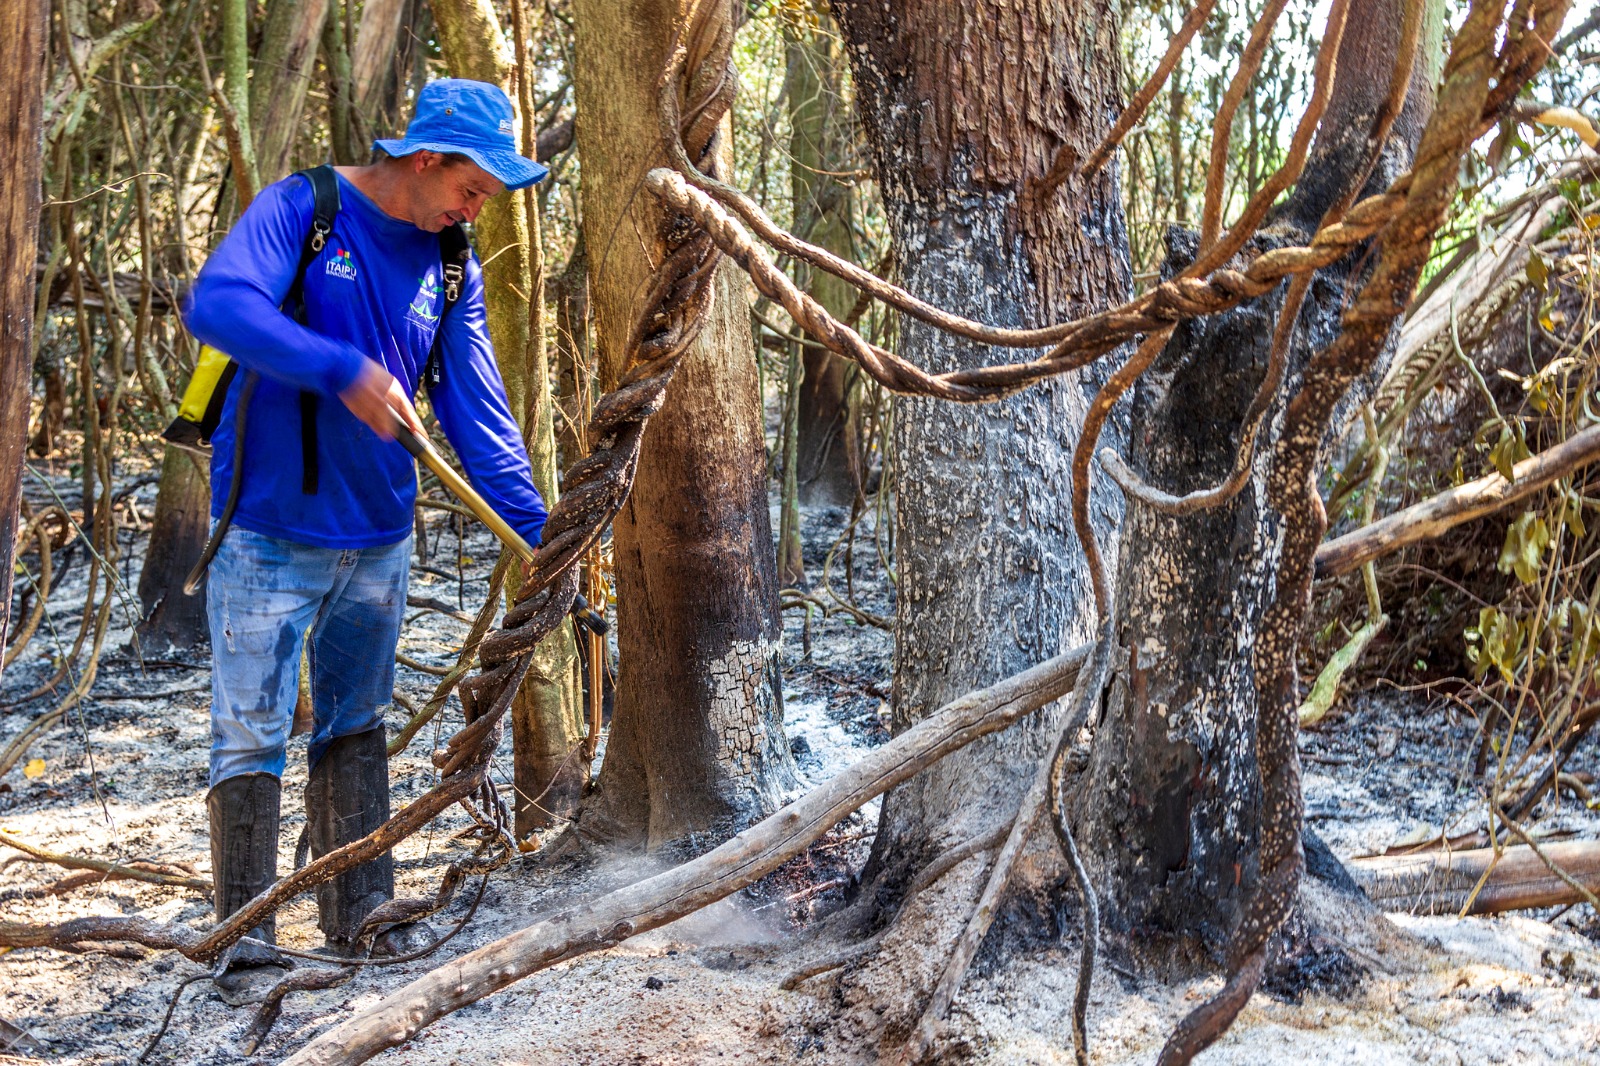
left=206, top=527, right=411, bottom=787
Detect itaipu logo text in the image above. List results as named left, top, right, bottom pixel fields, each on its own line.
left=325, top=247, right=358, bottom=280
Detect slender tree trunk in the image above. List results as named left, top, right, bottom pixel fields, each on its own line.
left=1, top=0, right=46, bottom=673
left=221, top=0, right=259, bottom=196
left=141, top=0, right=323, bottom=653
left=432, top=0, right=586, bottom=838
left=570, top=0, right=797, bottom=852
left=29, top=351, right=64, bottom=456
left=250, top=0, right=331, bottom=180
left=828, top=0, right=1128, bottom=1028
left=1074, top=0, right=1442, bottom=969
left=321, top=0, right=358, bottom=166
left=549, top=235, right=590, bottom=469
left=785, top=15, right=858, bottom=510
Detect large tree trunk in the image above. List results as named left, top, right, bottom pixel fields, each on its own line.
left=1074, top=0, right=1441, bottom=970
left=350, top=0, right=407, bottom=120
left=250, top=0, right=331, bottom=181
left=1, top=0, right=46, bottom=673
left=828, top=0, right=1128, bottom=1031
left=432, top=0, right=586, bottom=839
left=785, top=15, right=858, bottom=510
left=569, top=0, right=797, bottom=852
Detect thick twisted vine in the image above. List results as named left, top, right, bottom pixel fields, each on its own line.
left=1101, top=0, right=1427, bottom=517
left=646, top=166, right=1408, bottom=397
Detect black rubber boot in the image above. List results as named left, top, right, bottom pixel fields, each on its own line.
left=207, top=773, right=289, bottom=1005
left=306, top=728, right=431, bottom=955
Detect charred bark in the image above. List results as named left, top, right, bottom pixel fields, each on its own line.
left=1074, top=0, right=1440, bottom=971
left=136, top=448, right=211, bottom=651
left=1, top=0, right=46, bottom=672
left=828, top=0, right=1128, bottom=1032
left=570, top=0, right=797, bottom=852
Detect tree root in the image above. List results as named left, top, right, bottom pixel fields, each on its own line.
left=780, top=822, right=1011, bottom=992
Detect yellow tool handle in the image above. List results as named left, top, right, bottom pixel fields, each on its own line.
left=390, top=410, right=608, bottom=634
left=391, top=410, right=537, bottom=565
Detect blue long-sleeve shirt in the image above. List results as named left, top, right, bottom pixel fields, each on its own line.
left=184, top=171, right=547, bottom=550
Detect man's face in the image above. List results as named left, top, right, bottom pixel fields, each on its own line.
left=409, top=152, right=505, bottom=232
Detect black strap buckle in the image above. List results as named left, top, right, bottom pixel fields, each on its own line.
left=311, top=221, right=330, bottom=253
left=443, top=263, right=463, bottom=303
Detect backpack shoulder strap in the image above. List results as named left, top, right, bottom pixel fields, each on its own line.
left=424, top=223, right=473, bottom=390
left=286, top=164, right=340, bottom=312
left=289, top=164, right=341, bottom=495
left=439, top=222, right=471, bottom=305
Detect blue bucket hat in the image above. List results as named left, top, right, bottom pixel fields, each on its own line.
left=374, top=79, right=548, bottom=191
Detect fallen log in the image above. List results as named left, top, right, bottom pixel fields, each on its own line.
left=1349, top=840, right=1600, bottom=914
left=1315, top=423, right=1600, bottom=578
left=281, top=644, right=1089, bottom=1066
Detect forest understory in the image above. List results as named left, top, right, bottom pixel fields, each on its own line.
left=3, top=463, right=1599, bottom=1066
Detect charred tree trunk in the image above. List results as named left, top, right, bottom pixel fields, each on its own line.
left=136, top=448, right=211, bottom=651
left=1074, top=0, right=1441, bottom=970
left=829, top=0, right=1128, bottom=1024
left=785, top=15, right=859, bottom=510
left=433, top=0, right=586, bottom=838
left=570, top=0, right=797, bottom=852
left=1, top=0, right=46, bottom=671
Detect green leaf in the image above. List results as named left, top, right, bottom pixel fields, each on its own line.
left=1565, top=493, right=1588, bottom=539
left=1497, top=512, right=1551, bottom=584
left=1527, top=250, right=1550, bottom=290
left=1488, top=423, right=1532, bottom=482
left=1464, top=607, right=1526, bottom=684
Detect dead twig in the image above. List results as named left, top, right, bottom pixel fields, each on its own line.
left=0, top=830, right=210, bottom=893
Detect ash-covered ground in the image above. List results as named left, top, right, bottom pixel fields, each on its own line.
left=3, top=462, right=1600, bottom=1064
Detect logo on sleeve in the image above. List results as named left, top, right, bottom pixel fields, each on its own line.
left=406, top=270, right=442, bottom=329
left=325, top=247, right=358, bottom=281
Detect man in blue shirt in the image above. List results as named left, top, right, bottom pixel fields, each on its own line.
left=184, top=79, right=548, bottom=1002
